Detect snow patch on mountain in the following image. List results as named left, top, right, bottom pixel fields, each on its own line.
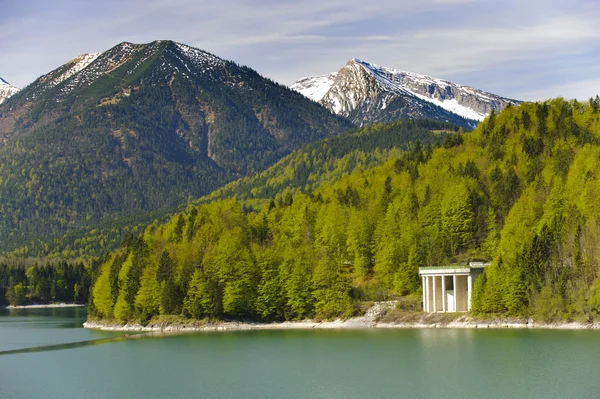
left=56, top=53, right=100, bottom=85
left=67, top=45, right=139, bottom=90
left=350, top=59, right=518, bottom=122
left=410, top=93, right=485, bottom=121
left=175, top=42, right=224, bottom=69
left=157, top=42, right=226, bottom=81
left=291, top=73, right=337, bottom=102
left=0, top=78, right=19, bottom=104
left=42, top=53, right=101, bottom=89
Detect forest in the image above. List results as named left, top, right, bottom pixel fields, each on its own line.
left=85, top=98, right=600, bottom=323
left=88, top=120, right=464, bottom=322
left=202, top=119, right=463, bottom=204
left=7, top=97, right=591, bottom=324
left=6, top=120, right=460, bottom=259
left=0, top=261, right=91, bottom=306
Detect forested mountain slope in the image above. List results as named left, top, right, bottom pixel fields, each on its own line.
left=89, top=97, right=600, bottom=323
left=201, top=119, right=463, bottom=204
left=0, top=40, right=351, bottom=253
left=6, top=119, right=459, bottom=259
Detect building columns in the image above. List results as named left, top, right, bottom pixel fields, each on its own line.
left=452, top=275, right=457, bottom=314
left=425, top=276, right=428, bottom=312
left=467, top=275, right=473, bottom=311
left=432, top=275, right=437, bottom=313
left=441, top=275, right=446, bottom=312
left=421, top=273, right=474, bottom=313
left=420, top=266, right=486, bottom=313
left=422, top=276, right=427, bottom=312
left=428, top=276, right=433, bottom=312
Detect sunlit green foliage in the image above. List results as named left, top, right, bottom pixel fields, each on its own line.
left=88, top=121, right=468, bottom=322
left=90, top=98, right=600, bottom=323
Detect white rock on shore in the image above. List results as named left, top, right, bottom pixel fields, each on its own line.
left=83, top=318, right=376, bottom=332
left=83, top=301, right=600, bottom=332
left=5, top=303, right=86, bottom=309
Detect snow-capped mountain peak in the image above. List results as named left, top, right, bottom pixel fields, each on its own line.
left=0, top=77, right=19, bottom=104
left=292, top=59, right=520, bottom=128
left=290, top=72, right=337, bottom=102
left=22, top=40, right=231, bottom=102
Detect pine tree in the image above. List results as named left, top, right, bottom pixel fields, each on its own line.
left=441, top=183, right=474, bottom=257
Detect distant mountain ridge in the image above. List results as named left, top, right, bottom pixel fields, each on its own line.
left=0, top=39, right=352, bottom=253
left=0, top=77, right=19, bottom=104
left=6, top=119, right=462, bottom=259
left=291, top=59, right=520, bottom=128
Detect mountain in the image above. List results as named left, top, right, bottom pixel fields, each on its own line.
left=291, top=59, right=520, bottom=128
left=0, top=77, right=19, bottom=104
left=202, top=119, right=462, bottom=205
left=6, top=119, right=462, bottom=259
left=0, top=40, right=352, bottom=253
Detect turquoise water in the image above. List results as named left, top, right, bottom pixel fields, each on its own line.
left=0, top=308, right=599, bottom=398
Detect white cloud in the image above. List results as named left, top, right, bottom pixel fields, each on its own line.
left=520, top=77, right=600, bottom=102
left=2, top=0, right=600, bottom=101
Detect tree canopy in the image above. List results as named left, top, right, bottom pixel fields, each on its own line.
left=87, top=98, right=600, bottom=323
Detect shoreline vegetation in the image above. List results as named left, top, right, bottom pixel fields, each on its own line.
left=0, top=261, right=91, bottom=308
left=83, top=302, right=600, bottom=332
left=86, top=100, right=600, bottom=330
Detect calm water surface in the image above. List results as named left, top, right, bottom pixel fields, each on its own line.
left=0, top=308, right=599, bottom=399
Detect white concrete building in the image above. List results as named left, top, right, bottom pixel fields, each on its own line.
left=419, top=263, right=488, bottom=313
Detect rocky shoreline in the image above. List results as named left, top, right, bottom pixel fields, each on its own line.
left=83, top=317, right=600, bottom=332
left=5, top=303, right=86, bottom=309
left=83, top=301, right=600, bottom=332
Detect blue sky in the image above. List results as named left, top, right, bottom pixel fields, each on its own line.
left=2, top=0, right=600, bottom=101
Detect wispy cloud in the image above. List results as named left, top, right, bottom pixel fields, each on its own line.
left=2, top=0, right=600, bottom=100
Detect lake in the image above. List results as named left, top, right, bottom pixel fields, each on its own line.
left=0, top=307, right=599, bottom=399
